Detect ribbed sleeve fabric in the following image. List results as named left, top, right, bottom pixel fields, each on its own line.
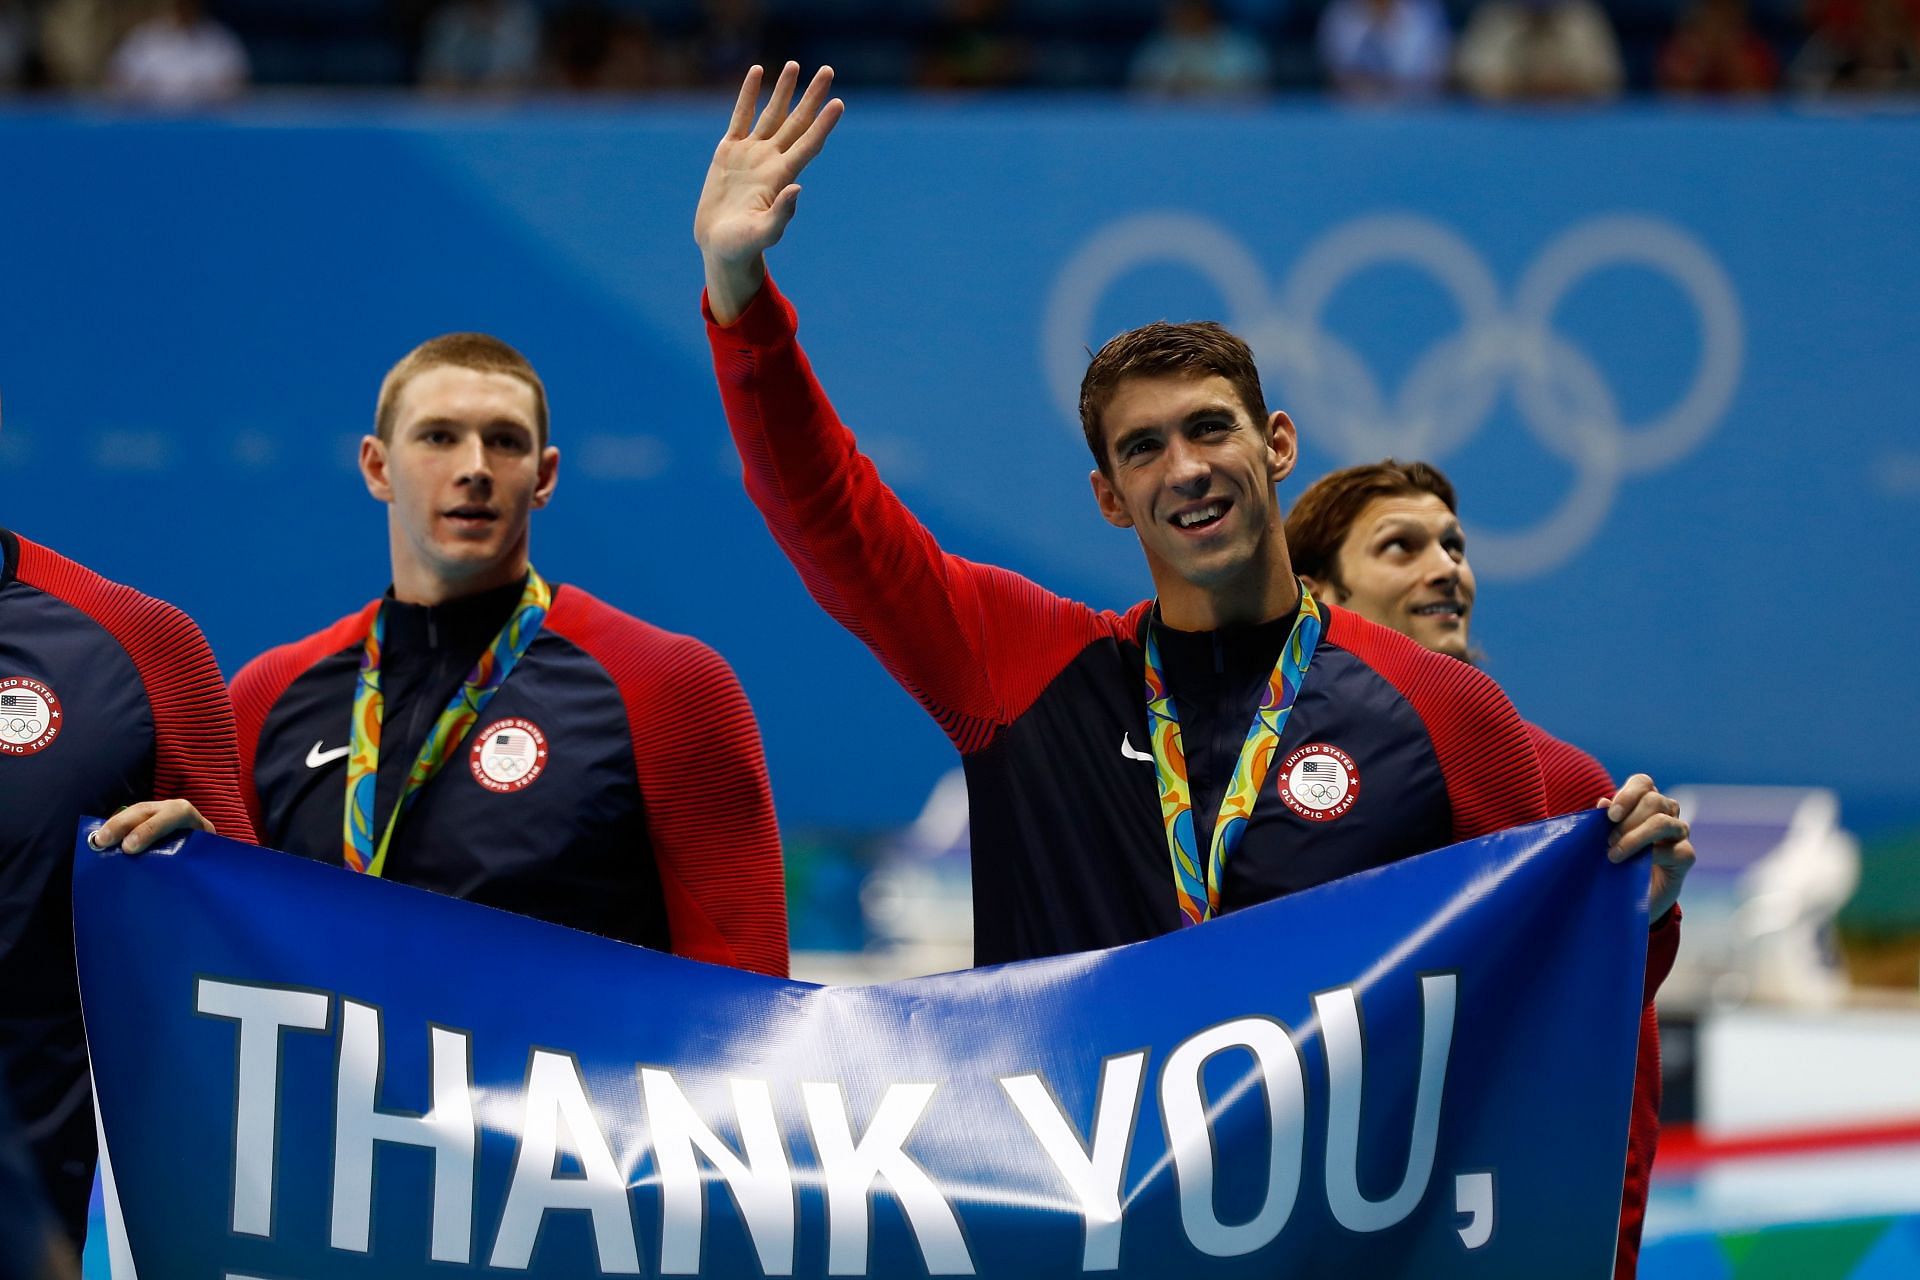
left=544, top=588, right=789, bottom=978
left=1527, top=722, right=1617, bottom=816
left=1323, top=604, right=1548, bottom=840
left=706, top=277, right=1123, bottom=754
left=17, top=537, right=254, bottom=844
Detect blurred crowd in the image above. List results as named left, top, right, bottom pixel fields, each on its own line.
left=0, top=0, right=1915, bottom=104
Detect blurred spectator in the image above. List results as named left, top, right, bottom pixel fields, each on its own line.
left=920, top=0, right=1029, bottom=91
left=419, top=0, right=540, bottom=92
left=1456, top=0, right=1623, bottom=99
left=1318, top=0, right=1453, bottom=100
left=37, top=0, right=131, bottom=89
left=1791, top=0, right=1920, bottom=91
left=1129, top=0, right=1272, bottom=95
left=1, top=1, right=31, bottom=88
left=104, top=0, right=246, bottom=105
left=1658, top=0, right=1780, bottom=94
left=689, top=0, right=768, bottom=88
left=547, top=2, right=656, bottom=91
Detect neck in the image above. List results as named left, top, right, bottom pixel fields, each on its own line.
left=1154, top=536, right=1300, bottom=631
left=389, top=548, right=530, bottom=607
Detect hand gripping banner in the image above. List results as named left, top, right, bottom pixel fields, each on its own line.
left=75, top=811, right=1647, bottom=1278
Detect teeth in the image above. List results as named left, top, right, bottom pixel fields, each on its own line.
left=1177, top=504, right=1224, bottom=528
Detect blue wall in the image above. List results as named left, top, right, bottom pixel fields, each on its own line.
left=3, top=103, right=1915, bottom=831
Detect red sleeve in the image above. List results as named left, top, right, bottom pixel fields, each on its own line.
left=1617, top=909, right=1680, bottom=1280
left=1525, top=722, right=1617, bottom=816
left=546, top=590, right=789, bottom=978
left=17, top=539, right=254, bottom=844
left=707, top=278, right=1131, bottom=754
left=229, top=604, right=378, bottom=837
left=1324, top=604, right=1547, bottom=840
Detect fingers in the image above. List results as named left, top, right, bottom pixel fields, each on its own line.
left=785, top=95, right=845, bottom=172
left=86, top=799, right=213, bottom=856
left=752, top=61, right=801, bottom=139
left=1605, top=772, right=1656, bottom=823
left=772, top=65, right=837, bottom=150
left=725, top=64, right=764, bottom=139
left=1609, top=812, right=1689, bottom=862
left=1607, top=782, right=1687, bottom=862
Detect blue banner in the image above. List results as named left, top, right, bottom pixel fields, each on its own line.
left=76, top=812, right=1647, bottom=1277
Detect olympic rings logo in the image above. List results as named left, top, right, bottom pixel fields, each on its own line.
left=1302, top=781, right=1341, bottom=805
left=1043, top=213, right=1744, bottom=578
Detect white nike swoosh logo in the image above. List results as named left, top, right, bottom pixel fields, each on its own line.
left=306, top=742, right=351, bottom=769
left=1121, top=733, right=1153, bottom=763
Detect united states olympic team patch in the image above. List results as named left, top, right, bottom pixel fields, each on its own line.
left=470, top=717, right=547, bottom=793
left=1279, top=742, right=1359, bottom=821
left=0, top=676, right=63, bottom=756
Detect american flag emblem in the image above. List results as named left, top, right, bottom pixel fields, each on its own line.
left=0, top=678, right=61, bottom=754
left=471, top=717, right=548, bottom=793
left=1279, top=743, right=1360, bottom=822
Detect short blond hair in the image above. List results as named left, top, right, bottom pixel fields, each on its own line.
left=375, top=333, right=549, bottom=448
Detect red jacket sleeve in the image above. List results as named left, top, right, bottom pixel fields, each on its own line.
left=707, top=277, right=1123, bottom=754
left=1526, top=722, right=1616, bottom=816
left=547, top=591, right=789, bottom=978
left=1325, top=606, right=1548, bottom=840
left=16, top=538, right=257, bottom=846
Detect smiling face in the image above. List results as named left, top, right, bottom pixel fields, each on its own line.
left=1325, top=491, right=1476, bottom=659
left=1088, top=372, right=1299, bottom=628
left=360, top=364, right=559, bottom=605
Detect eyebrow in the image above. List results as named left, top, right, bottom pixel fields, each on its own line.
left=1370, top=516, right=1465, bottom=540
left=1109, top=403, right=1240, bottom=458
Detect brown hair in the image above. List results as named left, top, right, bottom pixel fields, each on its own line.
left=374, top=333, right=550, bottom=448
left=1077, top=321, right=1267, bottom=472
left=1285, top=460, right=1458, bottom=591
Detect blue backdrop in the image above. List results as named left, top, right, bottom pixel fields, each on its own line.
left=2, top=104, right=1914, bottom=830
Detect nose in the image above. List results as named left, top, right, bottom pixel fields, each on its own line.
left=1163, top=434, right=1211, bottom=496
left=454, top=434, right=492, bottom=489
left=1420, top=541, right=1460, bottom=587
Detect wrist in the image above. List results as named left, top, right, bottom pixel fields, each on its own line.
left=702, top=252, right=767, bottom=326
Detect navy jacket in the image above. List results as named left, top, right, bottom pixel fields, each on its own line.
left=0, top=527, right=253, bottom=1248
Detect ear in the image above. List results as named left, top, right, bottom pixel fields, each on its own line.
left=1089, top=467, right=1133, bottom=530
left=1299, top=573, right=1345, bottom=606
left=531, top=445, right=561, bottom=510
left=359, top=436, right=393, bottom=503
left=1265, top=410, right=1298, bottom=485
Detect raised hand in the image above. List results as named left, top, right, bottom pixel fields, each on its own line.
left=697, top=62, right=844, bottom=324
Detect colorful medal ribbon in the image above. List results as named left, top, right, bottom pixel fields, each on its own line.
left=1143, top=585, right=1322, bottom=925
left=342, top=569, right=552, bottom=877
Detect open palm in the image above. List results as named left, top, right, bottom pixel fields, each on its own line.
left=696, top=63, right=844, bottom=271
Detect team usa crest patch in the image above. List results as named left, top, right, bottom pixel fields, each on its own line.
left=470, top=718, right=547, bottom=793
left=1279, top=742, right=1359, bottom=822
left=0, top=676, right=62, bottom=756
